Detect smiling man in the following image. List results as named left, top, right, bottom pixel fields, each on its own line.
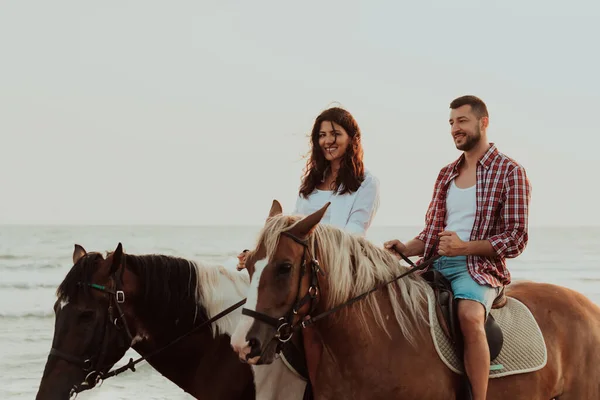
left=384, top=95, right=532, bottom=400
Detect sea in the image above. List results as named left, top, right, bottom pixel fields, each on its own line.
left=1, top=225, right=599, bottom=400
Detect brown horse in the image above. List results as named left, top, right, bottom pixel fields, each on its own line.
left=231, top=200, right=600, bottom=399
left=36, top=243, right=256, bottom=400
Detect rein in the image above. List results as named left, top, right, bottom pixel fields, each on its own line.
left=242, top=231, right=441, bottom=346
left=88, top=298, right=246, bottom=385
left=55, top=260, right=247, bottom=399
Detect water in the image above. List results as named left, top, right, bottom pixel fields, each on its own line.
left=1, top=225, right=599, bottom=399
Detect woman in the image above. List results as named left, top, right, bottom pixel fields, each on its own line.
left=238, top=106, right=380, bottom=269
left=235, top=107, right=381, bottom=400
left=293, top=106, right=380, bottom=236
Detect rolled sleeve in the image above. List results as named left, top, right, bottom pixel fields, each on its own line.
left=417, top=198, right=436, bottom=242
left=488, top=166, right=531, bottom=258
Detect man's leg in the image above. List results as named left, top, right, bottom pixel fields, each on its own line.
left=457, top=299, right=489, bottom=400
left=439, top=257, right=497, bottom=400
left=433, top=256, right=497, bottom=399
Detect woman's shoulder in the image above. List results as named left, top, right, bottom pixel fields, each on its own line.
left=361, top=168, right=380, bottom=188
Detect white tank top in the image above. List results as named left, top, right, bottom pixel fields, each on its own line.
left=444, top=180, right=476, bottom=242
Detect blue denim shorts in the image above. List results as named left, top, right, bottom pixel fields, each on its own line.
left=433, top=255, right=499, bottom=316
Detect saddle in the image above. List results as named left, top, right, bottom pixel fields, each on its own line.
left=421, top=269, right=506, bottom=362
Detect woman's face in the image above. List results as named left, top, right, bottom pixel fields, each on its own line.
left=318, top=120, right=350, bottom=163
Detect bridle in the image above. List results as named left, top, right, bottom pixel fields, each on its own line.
left=50, top=264, right=135, bottom=397
left=241, top=231, right=441, bottom=351
left=242, top=231, right=324, bottom=353
left=49, top=254, right=248, bottom=399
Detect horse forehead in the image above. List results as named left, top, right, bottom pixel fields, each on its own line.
left=253, top=259, right=269, bottom=282
left=245, top=258, right=269, bottom=311
left=275, top=236, right=306, bottom=259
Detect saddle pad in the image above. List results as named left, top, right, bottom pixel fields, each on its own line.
left=426, top=286, right=548, bottom=378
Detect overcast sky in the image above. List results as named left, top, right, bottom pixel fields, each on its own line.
left=1, top=0, right=598, bottom=227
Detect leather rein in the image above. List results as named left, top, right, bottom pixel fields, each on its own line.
left=242, top=231, right=441, bottom=350
left=51, top=257, right=247, bottom=399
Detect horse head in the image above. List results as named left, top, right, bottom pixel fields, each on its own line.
left=36, top=243, right=140, bottom=399
left=231, top=200, right=330, bottom=365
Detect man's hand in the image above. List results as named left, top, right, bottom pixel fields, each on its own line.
left=384, top=239, right=406, bottom=260
left=438, top=231, right=468, bottom=257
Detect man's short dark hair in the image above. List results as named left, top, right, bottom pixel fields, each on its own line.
left=450, top=95, right=489, bottom=119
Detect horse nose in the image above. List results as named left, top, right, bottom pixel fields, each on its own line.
left=231, top=338, right=248, bottom=356
left=246, top=337, right=262, bottom=360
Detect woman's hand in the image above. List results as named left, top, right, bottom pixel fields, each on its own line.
left=237, top=250, right=250, bottom=271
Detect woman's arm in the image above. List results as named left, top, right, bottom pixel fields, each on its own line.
left=344, top=173, right=381, bottom=236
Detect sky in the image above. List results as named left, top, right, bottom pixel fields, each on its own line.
left=1, top=0, right=599, bottom=227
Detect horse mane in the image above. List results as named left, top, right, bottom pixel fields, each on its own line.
left=57, top=252, right=105, bottom=302
left=57, top=251, right=250, bottom=336
left=257, top=215, right=430, bottom=345
left=124, top=253, right=250, bottom=335
left=124, top=254, right=205, bottom=324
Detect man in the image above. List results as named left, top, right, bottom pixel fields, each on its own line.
left=384, top=95, right=531, bottom=400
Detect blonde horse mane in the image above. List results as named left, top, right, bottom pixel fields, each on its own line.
left=255, top=214, right=430, bottom=345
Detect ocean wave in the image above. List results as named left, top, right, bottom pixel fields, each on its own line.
left=0, top=254, right=29, bottom=260
left=0, top=282, right=58, bottom=290
left=0, top=262, right=65, bottom=271
left=193, top=252, right=238, bottom=259
left=0, top=310, right=54, bottom=319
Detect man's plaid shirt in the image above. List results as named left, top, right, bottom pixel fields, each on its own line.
left=416, top=143, right=531, bottom=287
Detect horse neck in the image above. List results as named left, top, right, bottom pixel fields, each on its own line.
left=132, top=329, right=254, bottom=399
left=309, top=282, right=432, bottom=397
left=306, top=251, right=433, bottom=386
left=129, top=262, right=254, bottom=398
left=311, top=238, right=430, bottom=342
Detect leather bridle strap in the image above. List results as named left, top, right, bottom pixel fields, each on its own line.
left=49, top=348, right=93, bottom=371
left=299, top=251, right=440, bottom=329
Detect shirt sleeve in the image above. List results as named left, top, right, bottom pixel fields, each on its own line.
left=487, top=165, right=531, bottom=258
left=416, top=169, right=444, bottom=242
left=344, top=174, right=381, bottom=236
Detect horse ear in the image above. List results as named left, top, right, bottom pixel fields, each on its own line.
left=268, top=200, right=283, bottom=220
left=73, top=244, right=87, bottom=264
left=110, top=242, right=124, bottom=274
left=290, top=202, right=330, bottom=239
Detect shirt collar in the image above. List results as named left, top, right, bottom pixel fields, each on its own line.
left=444, top=143, right=498, bottom=185
left=451, top=142, right=497, bottom=171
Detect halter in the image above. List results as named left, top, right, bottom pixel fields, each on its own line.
left=241, top=231, right=441, bottom=350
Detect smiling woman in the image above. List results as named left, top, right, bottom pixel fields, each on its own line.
left=294, top=106, right=380, bottom=237
left=236, top=106, right=380, bottom=268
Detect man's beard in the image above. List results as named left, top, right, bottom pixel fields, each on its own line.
left=456, top=125, right=481, bottom=151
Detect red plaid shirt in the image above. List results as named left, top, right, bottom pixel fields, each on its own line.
left=416, top=143, right=531, bottom=287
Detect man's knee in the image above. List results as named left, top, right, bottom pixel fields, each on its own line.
left=458, top=300, right=486, bottom=340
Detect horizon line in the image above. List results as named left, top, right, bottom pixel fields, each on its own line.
left=0, top=223, right=598, bottom=228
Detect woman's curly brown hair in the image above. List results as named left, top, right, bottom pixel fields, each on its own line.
left=299, top=107, right=365, bottom=198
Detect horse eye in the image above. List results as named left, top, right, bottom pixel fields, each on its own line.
left=277, top=263, right=292, bottom=275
